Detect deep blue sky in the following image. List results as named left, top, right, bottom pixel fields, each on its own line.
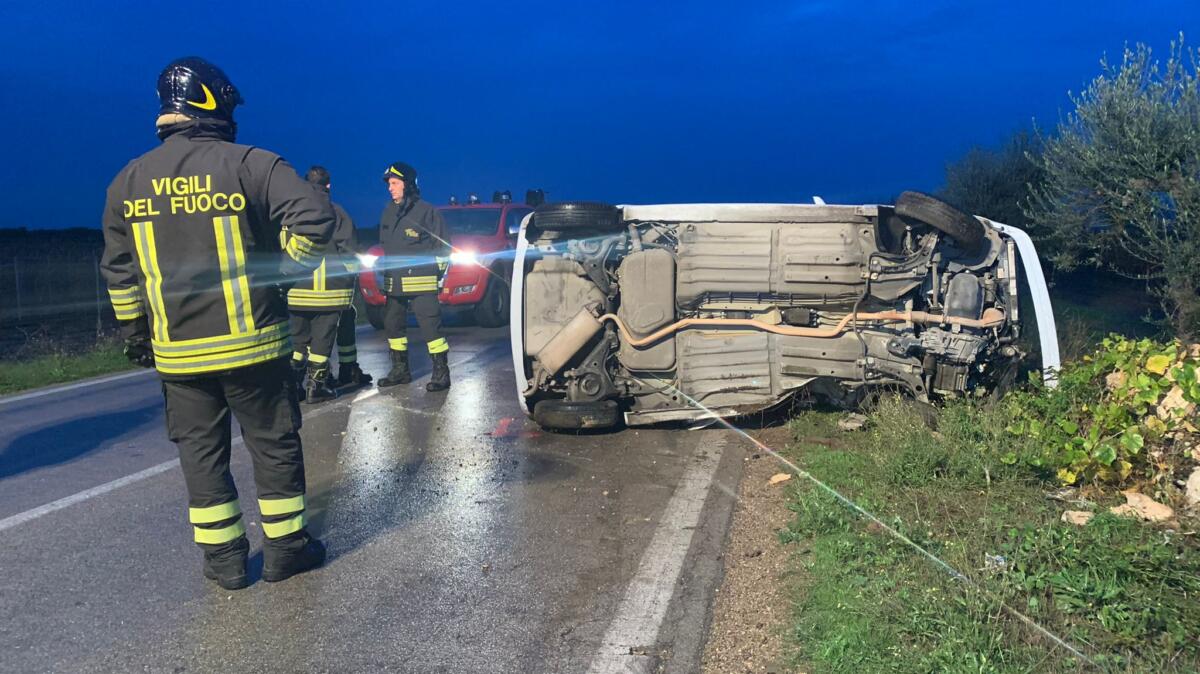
left=3, top=0, right=1197, bottom=230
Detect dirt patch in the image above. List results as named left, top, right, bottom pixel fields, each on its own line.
left=700, top=426, right=799, bottom=674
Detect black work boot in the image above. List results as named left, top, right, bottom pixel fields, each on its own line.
left=263, top=534, right=327, bottom=583
left=337, top=361, right=373, bottom=387
left=426, top=351, right=451, bottom=392
left=378, top=349, right=411, bottom=387
left=303, top=362, right=337, bottom=404
left=202, top=537, right=249, bottom=591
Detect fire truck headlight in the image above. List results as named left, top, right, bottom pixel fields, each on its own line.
left=450, top=251, right=479, bottom=267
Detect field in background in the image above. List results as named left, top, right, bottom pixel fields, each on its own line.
left=0, top=229, right=116, bottom=358
left=0, top=227, right=383, bottom=361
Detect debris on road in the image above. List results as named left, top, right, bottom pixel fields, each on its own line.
left=767, top=473, right=792, bottom=486
left=982, top=553, right=1009, bottom=573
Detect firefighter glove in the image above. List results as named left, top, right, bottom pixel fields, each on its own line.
left=124, top=340, right=155, bottom=368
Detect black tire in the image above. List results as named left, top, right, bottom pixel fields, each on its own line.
left=473, top=273, right=510, bottom=328
left=894, top=191, right=985, bottom=253
left=364, top=302, right=386, bottom=331
left=533, top=399, right=620, bottom=430
left=532, top=201, right=623, bottom=231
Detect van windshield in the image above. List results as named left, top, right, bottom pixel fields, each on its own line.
left=441, top=209, right=501, bottom=236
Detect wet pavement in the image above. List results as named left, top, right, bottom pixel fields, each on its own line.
left=0, top=326, right=745, bottom=673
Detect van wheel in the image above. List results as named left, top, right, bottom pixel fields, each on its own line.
left=895, top=191, right=985, bottom=254
left=533, top=400, right=620, bottom=430
left=532, top=202, right=623, bottom=232
left=474, top=274, right=510, bottom=327
left=364, top=302, right=386, bottom=330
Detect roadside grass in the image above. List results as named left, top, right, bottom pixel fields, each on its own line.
left=0, top=341, right=133, bottom=395
left=780, top=399, right=1200, bottom=673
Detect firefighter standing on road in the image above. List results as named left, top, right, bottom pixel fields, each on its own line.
left=377, top=162, right=452, bottom=391
left=287, top=166, right=371, bottom=403
left=100, top=57, right=332, bottom=590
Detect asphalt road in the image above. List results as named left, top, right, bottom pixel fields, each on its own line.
left=0, top=326, right=745, bottom=673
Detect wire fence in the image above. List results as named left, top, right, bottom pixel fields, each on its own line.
left=0, top=227, right=385, bottom=359
left=0, top=251, right=119, bottom=358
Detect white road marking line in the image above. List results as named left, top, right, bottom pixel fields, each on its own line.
left=0, top=336, right=491, bottom=531
left=0, top=431, right=257, bottom=532
left=0, top=459, right=178, bottom=533
left=353, top=388, right=380, bottom=403
left=586, top=437, right=728, bottom=674
left=0, top=369, right=155, bottom=407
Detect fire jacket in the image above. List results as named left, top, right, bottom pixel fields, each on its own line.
left=378, top=197, right=449, bottom=296
left=286, top=200, right=359, bottom=310
left=100, top=120, right=335, bottom=378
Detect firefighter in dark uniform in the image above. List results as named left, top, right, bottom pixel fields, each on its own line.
left=100, top=57, right=332, bottom=590
left=287, top=165, right=370, bottom=403
left=334, top=299, right=371, bottom=387
left=319, top=168, right=375, bottom=390
left=377, top=162, right=452, bottom=391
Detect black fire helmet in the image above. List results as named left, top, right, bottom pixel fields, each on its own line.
left=382, top=162, right=418, bottom=187
left=156, top=57, right=244, bottom=124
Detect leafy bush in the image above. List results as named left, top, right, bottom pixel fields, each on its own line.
left=1004, top=335, right=1199, bottom=488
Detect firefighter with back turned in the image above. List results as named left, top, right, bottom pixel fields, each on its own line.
left=101, top=57, right=333, bottom=590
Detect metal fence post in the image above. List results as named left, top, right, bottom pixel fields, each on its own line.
left=13, top=256, right=21, bottom=321
left=94, top=253, right=103, bottom=337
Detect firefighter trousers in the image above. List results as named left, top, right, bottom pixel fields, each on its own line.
left=162, top=357, right=310, bottom=555
left=336, top=305, right=360, bottom=365
left=290, top=309, right=341, bottom=367
left=383, top=293, right=447, bottom=354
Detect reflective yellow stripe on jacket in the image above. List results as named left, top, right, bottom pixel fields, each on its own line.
left=287, top=289, right=356, bottom=308
left=132, top=221, right=169, bottom=342
left=152, top=322, right=292, bottom=375
left=287, top=258, right=355, bottom=309
left=107, top=285, right=145, bottom=321
left=284, top=233, right=322, bottom=268
left=130, top=216, right=295, bottom=375
left=400, top=275, right=439, bottom=293
left=213, top=216, right=256, bottom=334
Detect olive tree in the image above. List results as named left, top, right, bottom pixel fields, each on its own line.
left=941, top=131, right=1043, bottom=233
left=1025, top=38, right=1200, bottom=337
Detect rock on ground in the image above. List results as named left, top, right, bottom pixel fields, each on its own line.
left=1110, top=491, right=1175, bottom=523
left=837, top=414, right=868, bottom=432
left=1186, top=468, right=1200, bottom=507
left=1061, top=510, right=1095, bottom=526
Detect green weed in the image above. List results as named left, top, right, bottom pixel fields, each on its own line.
left=0, top=341, right=132, bottom=395
left=781, top=401, right=1200, bottom=673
